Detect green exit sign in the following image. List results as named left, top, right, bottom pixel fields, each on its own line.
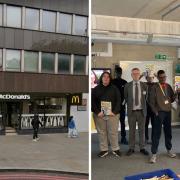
left=155, top=53, right=167, bottom=60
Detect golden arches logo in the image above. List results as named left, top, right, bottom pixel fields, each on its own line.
left=71, top=96, right=80, bottom=104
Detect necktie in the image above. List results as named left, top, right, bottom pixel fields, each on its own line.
left=135, top=83, right=139, bottom=106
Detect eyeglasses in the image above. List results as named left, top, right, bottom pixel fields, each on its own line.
left=159, top=76, right=167, bottom=79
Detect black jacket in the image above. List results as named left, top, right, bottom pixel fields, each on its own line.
left=112, top=78, right=127, bottom=107
left=91, top=83, right=121, bottom=115
left=31, top=115, right=43, bottom=128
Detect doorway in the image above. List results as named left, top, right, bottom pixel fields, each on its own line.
left=5, top=102, right=21, bottom=128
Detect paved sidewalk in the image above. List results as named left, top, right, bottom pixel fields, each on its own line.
left=0, top=133, right=88, bottom=174
left=92, top=128, right=180, bottom=180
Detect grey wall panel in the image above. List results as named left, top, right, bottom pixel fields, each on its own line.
left=0, top=0, right=88, bottom=16
left=14, top=29, right=24, bottom=49
left=0, top=27, right=88, bottom=55
left=24, top=30, right=33, bottom=50
left=0, top=28, right=5, bottom=48
left=5, top=28, right=14, bottom=48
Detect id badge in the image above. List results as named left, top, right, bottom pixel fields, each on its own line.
left=164, top=100, right=169, bottom=104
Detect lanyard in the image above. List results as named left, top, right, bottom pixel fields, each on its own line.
left=159, top=83, right=166, bottom=97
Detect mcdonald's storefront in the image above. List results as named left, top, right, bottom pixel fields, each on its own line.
left=0, top=92, right=88, bottom=135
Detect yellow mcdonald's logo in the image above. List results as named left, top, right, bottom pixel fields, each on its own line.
left=71, top=96, right=80, bottom=104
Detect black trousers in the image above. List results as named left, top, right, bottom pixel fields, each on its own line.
left=33, top=128, right=39, bottom=139
left=151, top=111, right=172, bottom=154
left=145, top=105, right=155, bottom=141
left=120, top=107, right=126, bottom=138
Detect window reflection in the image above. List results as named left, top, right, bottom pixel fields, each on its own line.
left=58, top=54, right=71, bottom=74
left=58, top=13, right=72, bottom=34
left=74, top=55, right=86, bottom=74
left=74, top=15, right=88, bottom=36
left=6, top=50, right=21, bottom=71
left=7, top=6, right=21, bottom=28
left=42, top=53, right=55, bottom=73
left=24, top=51, right=38, bottom=72
left=42, top=10, right=56, bottom=32
left=25, top=8, right=39, bottom=30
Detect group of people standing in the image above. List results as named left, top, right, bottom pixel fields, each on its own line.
left=92, top=66, right=177, bottom=163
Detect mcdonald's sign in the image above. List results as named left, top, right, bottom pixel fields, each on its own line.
left=70, top=93, right=82, bottom=105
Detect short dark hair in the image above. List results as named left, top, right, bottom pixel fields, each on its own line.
left=115, top=67, right=122, bottom=74
left=99, top=71, right=112, bottom=85
left=157, top=70, right=165, bottom=77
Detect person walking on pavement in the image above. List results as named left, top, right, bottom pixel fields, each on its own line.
left=92, top=72, right=121, bottom=158
left=31, top=113, right=43, bottom=142
left=112, top=66, right=128, bottom=145
left=149, top=70, right=176, bottom=163
left=124, top=68, right=149, bottom=156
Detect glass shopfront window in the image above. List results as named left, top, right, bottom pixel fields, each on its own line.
left=58, top=54, right=71, bottom=74
left=7, top=6, right=21, bottom=28
left=25, top=8, right=39, bottom=30
left=6, top=49, right=21, bottom=71
left=42, top=53, right=55, bottom=73
left=73, top=55, right=86, bottom=74
left=21, top=97, right=67, bottom=129
left=74, top=15, right=88, bottom=36
left=58, top=13, right=72, bottom=34
left=42, top=10, right=56, bottom=32
left=24, top=51, right=38, bottom=72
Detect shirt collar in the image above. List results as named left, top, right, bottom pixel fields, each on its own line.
left=133, top=81, right=140, bottom=85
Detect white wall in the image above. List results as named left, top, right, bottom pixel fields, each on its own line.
left=70, top=93, right=89, bottom=132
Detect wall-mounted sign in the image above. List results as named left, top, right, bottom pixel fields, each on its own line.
left=0, top=94, right=30, bottom=100
left=155, top=53, right=167, bottom=60
left=70, top=93, right=82, bottom=105
left=77, top=99, right=87, bottom=111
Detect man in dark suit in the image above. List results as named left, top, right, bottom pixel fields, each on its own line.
left=149, top=70, right=176, bottom=163
left=124, top=68, right=149, bottom=156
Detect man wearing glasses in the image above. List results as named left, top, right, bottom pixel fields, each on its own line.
left=149, top=70, right=176, bottom=163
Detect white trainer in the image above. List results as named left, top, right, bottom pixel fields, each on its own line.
left=167, top=150, right=176, bottom=158
left=150, top=154, right=157, bottom=163
left=32, top=139, right=37, bottom=142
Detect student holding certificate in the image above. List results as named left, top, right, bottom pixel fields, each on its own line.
left=92, top=71, right=121, bottom=158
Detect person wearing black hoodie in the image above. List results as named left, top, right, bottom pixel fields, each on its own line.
left=31, top=113, right=43, bottom=142
left=92, top=71, right=121, bottom=158
left=112, top=66, right=128, bottom=145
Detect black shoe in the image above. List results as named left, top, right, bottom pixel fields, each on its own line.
left=112, top=150, right=122, bottom=157
left=121, top=138, right=128, bottom=145
left=126, top=149, right=135, bottom=156
left=98, top=151, right=109, bottom=158
left=140, top=149, right=149, bottom=156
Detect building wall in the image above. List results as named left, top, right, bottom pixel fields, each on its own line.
left=92, top=43, right=177, bottom=71
left=0, top=72, right=88, bottom=93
